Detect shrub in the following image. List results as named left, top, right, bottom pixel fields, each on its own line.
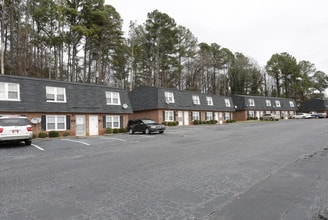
left=167, top=121, right=179, bottom=126
left=48, top=130, right=60, bottom=138
left=63, top=131, right=70, bottom=136
left=112, top=128, right=120, bottom=134
left=226, top=119, right=236, bottom=123
left=38, top=132, right=48, bottom=138
left=105, top=127, right=112, bottom=134
left=119, top=128, right=127, bottom=133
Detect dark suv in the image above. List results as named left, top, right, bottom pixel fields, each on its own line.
left=127, top=119, right=165, bottom=134
left=0, top=115, right=33, bottom=145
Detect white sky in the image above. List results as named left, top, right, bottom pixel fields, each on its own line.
left=106, top=0, right=328, bottom=75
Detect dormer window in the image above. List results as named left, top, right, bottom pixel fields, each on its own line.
left=289, top=101, right=294, bottom=107
left=46, top=86, right=66, bottom=102
left=248, top=99, right=255, bottom=106
left=164, top=92, right=175, bottom=103
left=106, top=91, right=121, bottom=105
left=225, top=98, right=231, bottom=107
left=206, top=97, right=213, bottom=106
left=266, top=100, right=271, bottom=107
left=192, top=95, right=200, bottom=105
left=275, top=100, right=281, bottom=107
left=0, top=82, right=20, bottom=101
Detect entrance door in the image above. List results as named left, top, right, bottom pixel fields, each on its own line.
left=76, top=115, right=86, bottom=136
left=214, top=112, right=219, bottom=123
left=184, top=111, right=189, bottom=125
left=178, top=111, right=183, bottom=126
left=89, top=115, right=98, bottom=136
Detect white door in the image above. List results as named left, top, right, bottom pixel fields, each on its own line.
left=89, top=115, right=98, bottom=136
left=76, top=115, right=86, bottom=136
left=184, top=111, right=189, bottom=125
left=214, top=112, right=219, bottom=123
left=178, top=111, right=183, bottom=126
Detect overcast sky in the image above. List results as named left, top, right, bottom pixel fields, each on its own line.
left=106, top=0, right=328, bottom=75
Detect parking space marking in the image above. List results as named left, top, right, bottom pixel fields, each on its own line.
left=107, top=137, right=126, bottom=142
left=61, top=139, right=90, bottom=146
left=32, top=144, right=44, bottom=151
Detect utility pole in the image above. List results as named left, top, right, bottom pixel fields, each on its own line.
left=1, top=0, right=5, bottom=74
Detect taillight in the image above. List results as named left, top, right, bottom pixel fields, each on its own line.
left=27, top=126, right=32, bottom=132
left=0, top=127, right=3, bottom=133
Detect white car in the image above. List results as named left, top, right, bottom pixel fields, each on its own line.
left=291, top=113, right=312, bottom=119
left=0, top=115, right=33, bottom=145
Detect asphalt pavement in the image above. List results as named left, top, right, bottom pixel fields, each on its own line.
left=0, top=119, right=328, bottom=220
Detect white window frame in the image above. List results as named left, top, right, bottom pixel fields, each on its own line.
left=164, top=111, right=174, bottom=121
left=266, top=100, right=271, bottom=107
left=46, top=86, right=66, bottom=103
left=106, top=91, right=121, bottom=105
left=248, top=99, right=255, bottom=106
left=206, top=97, right=213, bottom=106
left=275, top=100, right=281, bottom=107
left=0, top=82, right=20, bottom=101
left=46, top=115, right=66, bottom=131
left=192, top=95, right=200, bottom=105
left=192, top=112, right=200, bottom=120
left=206, top=112, right=213, bottom=120
left=164, top=92, right=175, bottom=103
left=106, top=115, right=120, bottom=128
left=289, top=101, right=295, bottom=107
left=225, top=98, right=231, bottom=107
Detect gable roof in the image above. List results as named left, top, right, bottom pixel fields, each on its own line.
left=0, top=75, right=133, bottom=114
left=231, top=94, right=297, bottom=111
left=129, top=85, right=235, bottom=112
left=301, top=98, right=328, bottom=112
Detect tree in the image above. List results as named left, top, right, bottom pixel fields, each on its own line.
left=312, top=70, right=328, bottom=98
left=265, top=52, right=299, bottom=97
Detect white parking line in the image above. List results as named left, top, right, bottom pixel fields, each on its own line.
left=61, top=139, right=90, bottom=146
left=107, top=137, right=126, bottom=142
left=32, top=144, right=44, bottom=151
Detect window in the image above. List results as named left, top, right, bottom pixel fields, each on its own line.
left=164, top=92, right=175, bottom=103
left=192, top=95, right=200, bottom=105
left=275, top=100, right=281, bottom=107
left=46, top=86, right=66, bottom=102
left=0, top=82, right=20, bottom=101
left=206, top=97, right=213, bottom=106
left=106, top=115, right=120, bottom=128
left=46, top=115, right=66, bottom=130
left=225, top=98, right=231, bottom=107
left=206, top=112, right=213, bottom=120
left=106, top=92, right=121, bottom=105
left=164, top=111, right=174, bottom=121
left=192, top=112, right=200, bottom=120
left=289, top=101, right=295, bottom=107
left=266, top=100, right=271, bottom=107
left=248, top=99, right=255, bottom=106
left=224, top=112, right=231, bottom=120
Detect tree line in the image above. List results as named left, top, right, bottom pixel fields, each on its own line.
left=1, top=0, right=327, bottom=106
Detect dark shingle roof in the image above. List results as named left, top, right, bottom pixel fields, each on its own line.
left=231, top=94, right=297, bottom=111
left=0, top=75, right=133, bottom=114
left=301, top=98, right=328, bottom=112
left=129, top=85, right=235, bottom=112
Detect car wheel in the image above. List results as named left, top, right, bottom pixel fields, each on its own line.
left=159, top=131, right=164, bottom=134
left=270, top=117, right=274, bottom=121
left=25, top=140, right=32, bottom=145
left=129, top=128, right=134, bottom=134
left=144, top=128, right=150, bottom=135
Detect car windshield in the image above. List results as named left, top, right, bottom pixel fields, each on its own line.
left=141, top=119, right=156, bottom=124
left=0, top=118, right=29, bottom=126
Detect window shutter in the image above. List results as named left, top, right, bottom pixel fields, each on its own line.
left=199, top=112, right=201, bottom=121
left=66, top=116, right=71, bottom=130
left=173, top=111, right=176, bottom=121
left=163, top=111, right=165, bottom=121
left=102, top=116, right=106, bottom=128
left=190, top=111, right=193, bottom=120
left=120, top=116, right=123, bottom=128
left=41, top=115, right=46, bottom=131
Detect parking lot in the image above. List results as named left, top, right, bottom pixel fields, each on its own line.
left=1, top=119, right=328, bottom=220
